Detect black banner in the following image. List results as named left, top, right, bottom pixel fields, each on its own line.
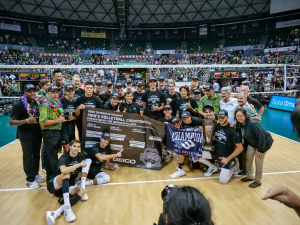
left=82, top=108, right=165, bottom=170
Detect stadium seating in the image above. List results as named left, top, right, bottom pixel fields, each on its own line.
left=152, top=40, right=181, bottom=51
left=79, top=39, right=110, bottom=50
left=225, top=32, right=262, bottom=47
left=118, top=41, right=146, bottom=55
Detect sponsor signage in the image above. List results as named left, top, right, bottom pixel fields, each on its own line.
left=268, top=95, right=296, bottom=112
left=48, top=25, right=58, bottom=34
left=81, top=32, right=106, bottom=38
left=276, top=19, right=300, bottom=29
left=82, top=108, right=165, bottom=170
left=264, top=46, right=297, bottom=53
left=0, top=23, right=21, bottom=32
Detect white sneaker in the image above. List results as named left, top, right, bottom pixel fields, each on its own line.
left=46, top=211, right=59, bottom=225
left=170, top=167, right=185, bottom=178
left=64, top=205, right=76, bottom=222
left=35, top=174, right=45, bottom=183
left=233, top=162, right=240, bottom=175
left=27, top=181, right=40, bottom=189
left=81, top=192, right=88, bottom=201
left=42, top=168, right=47, bottom=174
left=204, top=165, right=218, bottom=177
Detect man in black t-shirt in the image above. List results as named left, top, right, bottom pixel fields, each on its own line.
left=181, top=111, right=202, bottom=129
left=133, top=80, right=144, bottom=106
left=72, top=75, right=85, bottom=101
left=103, top=92, right=120, bottom=111
left=157, top=76, right=169, bottom=96
left=115, top=82, right=125, bottom=104
left=159, top=104, right=175, bottom=124
left=9, top=84, right=44, bottom=189
left=75, top=81, right=102, bottom=141
left=93, top=79, right=103, bottom=98
left=83, top=132, right=123, bottom=186
left=100, top=80, right=113, bottom=105
left=46, top=140, right=88, bottom=225
left=61, top=84, right=77, bottom=152
left=198, top=110, right=243, bottom=184
left=165, top=81, right=180, bottom=116
left=190, top=76, right=204, bottom=97
left=142, top=77, right=165, bottom=120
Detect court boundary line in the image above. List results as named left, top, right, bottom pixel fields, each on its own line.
left=269, top=132, right=300, bottom=143
left=1, top=170, right=300, bottom=192
left=0, top=139, right=17, bottom=149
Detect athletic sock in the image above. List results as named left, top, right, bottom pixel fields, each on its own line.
left=80, top=177, right=86, bottom=189
left=178, top=163, right=184, bottom=170
left=62, top=178, right=70, bottom=206
left=199, top=158, right=214, bottom=168
left=70, top=194, right=81, bottom=206
left=55, top=205, right=64, bottom=216
left=85, top=180, right=93, bottom=186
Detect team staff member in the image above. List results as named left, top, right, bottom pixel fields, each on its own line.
left=133, top=80, right=144, bottom=105
left=75, top=81, right=102, bottom=141
left=165, top=81, right=180, bottom=116
left=46, top=140, right=88, bottom=225
left=119, top=92, right=144, bottom=116
left=235, top=107, right=273, bottom=188
left=157, top=76, right=168, bottom=96
left=103, top=92, right=119, bottom=111
left=176, top=86, right=198, bottom=119
left=100, top=80, right=113, bottom=104
left=9, top=84, right=44, bottom=189
left=39, top=86, right=66, bottom=181
left=52, top=69, right=65, bottom=100
left=199, top=110, right=243, bottom=184
left=240, top=85, right=264, bottom=116
left=84, top=132, right=123, bottom=186
left=219, top=87, right=239, bottom=124
left=36, top=79, right=51, bottom=100
left=142, top=77, right=165, bottom=120
left=72, top=75, right=85, bottom=101
left=198, top=84, right=222, bottom=118
left=61, top=84, right=77, bottom=153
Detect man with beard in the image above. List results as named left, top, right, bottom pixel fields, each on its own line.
left=72, top=75, right=85, bottom=101
left=133, top=80, right=144, bottom=106
left=198, top=110, right=243, bottom=184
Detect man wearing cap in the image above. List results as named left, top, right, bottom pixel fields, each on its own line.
left=9, top=84, right=44, bottom=189
left=100, top=80, right=113, bottom=105
left=93, top=79, right=103, bottom=99
left=115, top=82, right=125, bottom=104
left=61, top=84, right=77, bottom=152
left=133, top=80, right=144, bottom=106
left=142, top=77, right=165, bottom=120
left=39, top=85, right=66, bottom=184
left=72, top=75, right=85, bottom=101
left=171, top=117, right=182, bottom=129
left=75, top=81, right=102, bottom=141
left=213, top=80, right=220, bottom=93
left=103, top=92, right=119, bottom=111
left=219, top=87, right=239, bottom=124
left=159, top=105, right=175, bottom=124
left=192, top=89, right=202, bottom=107
left=189, top=76, right=204, bottom=97
left=198, top=110, right=243, bottom=184
left=203, top=104, right=218, bottom=121
left=157, top=76, right=169, bottom=96
left=240, top=85, right=264, bottom=116
left=83, top=132, right=124, bottom=186
left=123, top=78, right=136, bottom=93
left=198, top=84, right=222, bottom=118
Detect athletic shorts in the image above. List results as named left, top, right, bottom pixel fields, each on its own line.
left=47, top=176, right=76, bottom=197
left=61, top=133, right=76, bottom=145
left=87, top=166, right=103, bottom=180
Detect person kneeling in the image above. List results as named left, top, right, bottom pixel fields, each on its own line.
left=46, top=140, right=90, bottom=225
left=199, top=110, right=243, bottom=184
left=84, top=132, right=123, bottom=186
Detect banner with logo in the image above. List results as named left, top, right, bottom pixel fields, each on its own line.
left=166, top=125, right=203, bottom=156
left=264, top=46, right=297, bottom=53
left=0, top=23, right=21, bottom=32
left=48, top=25, right=58, bottom=34
left=268, top=95, right=296, bottom=112
left=199, top=27, right=207, bottom=36
left=82, top=108, right=165, bottom=170
left=81, top=32, right=106, bottom=39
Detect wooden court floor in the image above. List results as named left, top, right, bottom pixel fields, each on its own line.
left=0, top=133, right=300, bottom=225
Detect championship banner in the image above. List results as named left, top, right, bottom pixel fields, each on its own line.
left=82, top=108, right=165, bottom=170
left=166, top=125, right=203, bottom=156
left=81, top=32, right=106, bottom=39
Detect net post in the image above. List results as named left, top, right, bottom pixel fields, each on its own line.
left=284, top=64, right=287, bottom=92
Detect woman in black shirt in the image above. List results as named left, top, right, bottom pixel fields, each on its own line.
left=176, top=86, right=198, bottom=119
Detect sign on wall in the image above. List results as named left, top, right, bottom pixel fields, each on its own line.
left=268, top=95, right=296, bottom=112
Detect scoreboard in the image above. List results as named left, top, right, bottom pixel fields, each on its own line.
left=214, top=72, right=239, bottom=78
left=2, top=72, right=51, bottom=81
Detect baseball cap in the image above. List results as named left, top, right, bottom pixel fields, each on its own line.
left=149, top=77, right=157, bottom=81
left=218, top=109, right=228, bottom=117
left=203, top=84, right=214, bottom=90
left=171, top=117, right=181, bottom=124
left=136, top=80, right=143, bottom=86
left=204, top=104, right=214, bottom=111
left=181, top=111, right=191, bottom=118
left=48, top=85, right=59, bottom=92
left=24, top=84, right=35, bottom=91
left=158, top=76, right=165, bottom=80
left=126, top=78, right=133, bottom=83
left=164, top=104, right=172, bottom=109
left=95, top=79, right=102, bottom=84
left=191, top=76, right=199, bottom=80
left=193, top=89, right=201, bottom=94
left=65, top=84, right=75, bottom=91
left=115, top=82, right=123, bottom=88
left=106, top=80, right=112, bottom=86
left=110, top=92, right=119, bottom=98
left=101, top=132, right=110, bottom=138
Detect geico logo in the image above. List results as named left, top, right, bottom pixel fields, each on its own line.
left=113, top=158, right=136, bottom=164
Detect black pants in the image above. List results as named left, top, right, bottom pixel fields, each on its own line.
left=43, top=130, right=61, bottom=178
left=20, top=140, right=42, bottom=182
left=41, top=142, right=47, bottom=170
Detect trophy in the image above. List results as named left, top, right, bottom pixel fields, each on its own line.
left=202, top=119, right=217, bottom=151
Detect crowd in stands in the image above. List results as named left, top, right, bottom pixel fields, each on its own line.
left=0, top=33, right=31, bottom=46
left=267, top=27, right=300, bottom=48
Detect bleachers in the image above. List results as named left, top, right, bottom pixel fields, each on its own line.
left=152, top=40, right=181, bottom=51
left=35, top=36, right=74, bottom=53
left=0, top=98, right=18, bottom=115
left=79, top=39, right=110, bottom=50
left=118, top=41, right=146, bottom=55
left=225, top=32, right=262, bottom=47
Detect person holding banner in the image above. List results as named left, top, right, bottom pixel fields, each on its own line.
left=142, top=77, right=165, bottom=120
left=119, top=92, right=144, bottom=116
left=103, top=92, right=120, bottom=111
left=176, top=86, right=198, bottom=119
left=84, top=132, right=123, bottom=186
left=198, top=110, right=243, bottom=184
left=159, top=105, right=175, bottom=124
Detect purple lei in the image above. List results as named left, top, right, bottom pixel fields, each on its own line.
left=19, top=94, right=40, bottom=116
left=41, top=98, right=62, bottom=108
left=53, top=81, right=65, bottom=100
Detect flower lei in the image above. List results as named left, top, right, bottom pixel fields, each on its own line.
left=19, top=94, right=40, bottom=117
left=41, top=94, right=64, bottom=117
left=52, top=81, right=65, bottom=100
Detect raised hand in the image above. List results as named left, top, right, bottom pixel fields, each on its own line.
left=28, top=115, right=38, bottom=124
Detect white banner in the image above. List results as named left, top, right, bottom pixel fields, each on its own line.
left=174, top=82, right=191, bottom=92
left=276, top=19, right=300, bottom=29
left=0, top=23, right=21, bottom=32
left=48, top=25, right=58, bottom=34
left=264, top=46, right=297, bottom=53
left=199, top=27, right=207, bottom=36
left=155, top=50, right=175, bottom=54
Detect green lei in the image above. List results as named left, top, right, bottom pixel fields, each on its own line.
left=44, top=94, right=64, bottom=116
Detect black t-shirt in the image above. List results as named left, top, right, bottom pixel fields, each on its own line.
left=176, top=97, right=198, bottom=118
left=165, top=92, right=180, bottom=116
left=182, top=117, right=202, bottom=129
left=213, top=123, right=241, bottom=158
left=57, top=152, right=85, bottom=185
left=133, top=91, right=143, bottom=105
left=142, top=90, right=165, bottom=120
left=158, top=87, right=169, bottom=96
left=247, top=96, right=263, bottom=110
left=103, top=102, right=119, bottom=111
left=87, top=143, right=111, bottom=170
left=159, top=116, right=175, bottom=124
left=61, top=97, right=76, bottom=136
left=73, top=88, right=85, bottom=101
left=120, top=102, right=142, bottom=114
left=100, top=93, right=111, bottom=105
left=10, top=101, right=42, bottom=141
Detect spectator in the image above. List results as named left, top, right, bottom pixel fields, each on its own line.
left=198, top=84, right=222, bottom=118
left=219, top=87, right=239, bottom=124
left=237, top=93, right=261, bottom=122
